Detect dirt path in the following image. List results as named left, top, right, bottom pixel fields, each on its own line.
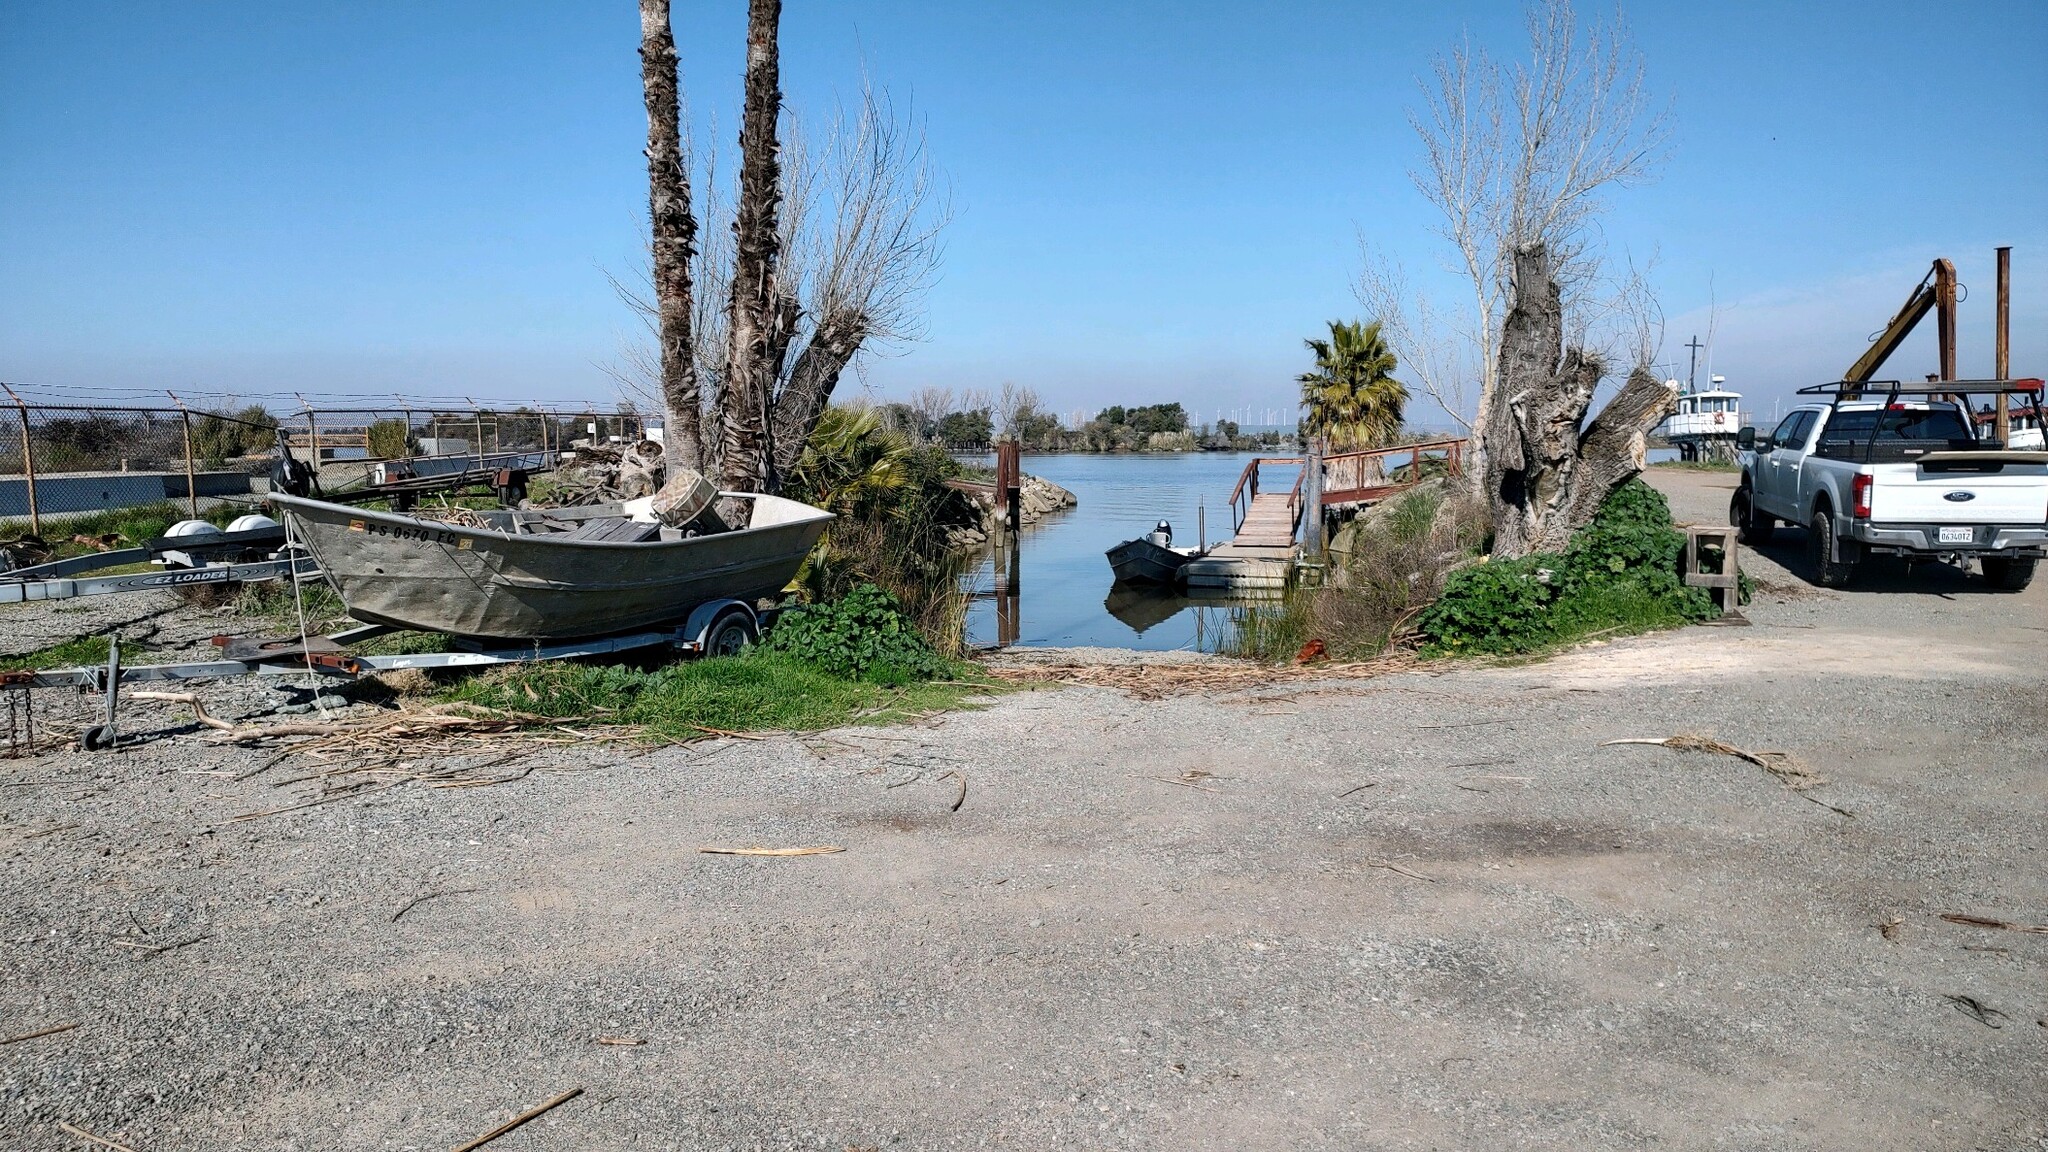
left=2, top=470, right=2043, bottom=1150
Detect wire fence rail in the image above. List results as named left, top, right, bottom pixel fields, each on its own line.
left=0, top=387, right=649, bottom=534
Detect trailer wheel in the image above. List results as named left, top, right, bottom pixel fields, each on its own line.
left=1808, top=510, right=1857, bottom=588
left=81, top=725, right=116, bottom=752
left=1731, top=487, right=1773, bottom=545
left=703, top=606, right=758, bottom=658
left=1980, top=556, right=2037, bottom=591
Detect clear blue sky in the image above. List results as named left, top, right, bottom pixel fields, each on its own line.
left=3, top=1, right=2044, bottom=426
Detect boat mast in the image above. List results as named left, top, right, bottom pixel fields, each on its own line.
left=1684, top=335, right=1704, bottom=395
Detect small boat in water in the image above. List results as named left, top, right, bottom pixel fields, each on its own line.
left=269, top=490, right=832, bottom=639
left=1106, top=520, right=1200, bottom=586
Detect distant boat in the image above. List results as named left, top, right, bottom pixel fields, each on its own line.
left=1657, top=383, right=1745, bottom=461
left=1106, top=520, right=1200, bottom=586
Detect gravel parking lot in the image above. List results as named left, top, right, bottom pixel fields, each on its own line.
left=3, top=469, right=2044, bottom=1150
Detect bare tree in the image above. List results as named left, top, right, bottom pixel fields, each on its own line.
left=1360, top=0, right=1674, bottom=554
left=637, top=0, right=701, bottom=471
left=995, top=382, right=1040, bottom=438
left=768, top=83, right=949, bottom=476
left=618, top=17, right=947, bottom=486
left=905, top=386, right=955, bottom=436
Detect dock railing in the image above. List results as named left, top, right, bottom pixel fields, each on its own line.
left=1222, top=437, right=1468, bottom=550
left=1318, top=437, right=1466, bottom=506
left=1227, top=455, right=1307, bottom=537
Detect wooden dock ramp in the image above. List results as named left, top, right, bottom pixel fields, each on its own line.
left=1181, top=440, right=1466, bottom=590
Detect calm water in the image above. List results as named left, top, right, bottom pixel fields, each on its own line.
left=959, top=447, right=1682, bottom=651
left=960, top=452, right=1297, bottom=651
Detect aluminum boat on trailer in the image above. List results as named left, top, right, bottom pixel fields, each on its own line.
left=268, top=490, right=832, bottom=639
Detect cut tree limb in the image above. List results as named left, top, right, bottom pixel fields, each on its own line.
left=1480, top=244, right=1677, bottom=557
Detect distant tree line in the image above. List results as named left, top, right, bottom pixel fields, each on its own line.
left=870, top=384, right=1287, bottom=453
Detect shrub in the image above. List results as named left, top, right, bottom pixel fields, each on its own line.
left=759, top=582, right=954, bottom=683
left=1416, top=479, right=1716, bottom=655
left=366, top=418, right=418, bottom=460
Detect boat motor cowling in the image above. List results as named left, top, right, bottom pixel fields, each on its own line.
left=1146, top=520, right=1173, bottom=548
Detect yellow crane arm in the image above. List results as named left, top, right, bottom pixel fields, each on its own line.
left=1844, top=258, right=1957, bottom=383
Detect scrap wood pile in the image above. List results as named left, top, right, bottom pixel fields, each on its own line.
left=989, top=650, right=1420, bottom=700
left=549, top=440, right=668, bottom=504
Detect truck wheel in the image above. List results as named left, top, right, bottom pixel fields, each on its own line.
left=1731, top=487, right=1774, bottom=545
left=1808, top=510, right=1857, bottom=588
left=1980, top=556, right=2037, bottom=591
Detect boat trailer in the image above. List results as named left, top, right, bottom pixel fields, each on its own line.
left=7, top=598, right=764, bottom=752
left=0, top=521, right=315, bottom=605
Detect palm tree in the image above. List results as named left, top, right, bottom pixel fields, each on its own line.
left=1298, top=319, right=1407, bottom=450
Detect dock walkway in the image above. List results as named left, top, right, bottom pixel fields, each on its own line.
left=1181, top=439, right=1466, bottom=590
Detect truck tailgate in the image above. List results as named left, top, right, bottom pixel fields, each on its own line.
left=1870, top=454, right=2048, bottom=523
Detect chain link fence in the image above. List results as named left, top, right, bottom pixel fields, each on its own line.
left=2, top=398, right=652, bottom=532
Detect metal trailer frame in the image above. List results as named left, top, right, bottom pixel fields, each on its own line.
left=2, top=521, right=314, bottom=605
left=21, top=598, right=763, bottom=751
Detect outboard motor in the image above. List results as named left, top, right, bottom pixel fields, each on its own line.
left=269, top=429, right=318, bottom=497
left=1145, top=519, right=1173, bottom=548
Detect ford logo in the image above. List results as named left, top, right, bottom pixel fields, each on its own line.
left=1943, top=491, right=1976, bottom=502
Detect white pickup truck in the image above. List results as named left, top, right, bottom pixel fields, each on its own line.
left=1731, top=383, right=2048, bottom=590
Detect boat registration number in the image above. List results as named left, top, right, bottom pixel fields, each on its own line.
left=346, top=519, right=463, bottom=545
left=1937, top=526, right=1973, bottom=544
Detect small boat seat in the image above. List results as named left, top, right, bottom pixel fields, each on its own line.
left=558, top=516, right=662, bottom=543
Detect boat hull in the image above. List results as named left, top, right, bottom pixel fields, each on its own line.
left=1106, top=537, right=1195, bottom=586
left=269, top=492, right=831, bottom=639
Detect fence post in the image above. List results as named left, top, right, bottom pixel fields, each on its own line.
left=168, top=391, right=199, bottom=518
left=3, top=385, right=37, bottom=536
left=297, top=397, right=320, bottom=466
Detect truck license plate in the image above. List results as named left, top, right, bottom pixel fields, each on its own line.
left=1938, top=527, right=1973, bottom=544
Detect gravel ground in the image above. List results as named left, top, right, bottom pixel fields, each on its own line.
left=2, top=469, right=2044, bottom=1150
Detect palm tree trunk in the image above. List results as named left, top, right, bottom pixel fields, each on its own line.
left=718, top=0, right=785, bottom=494
left=638, top=0, right=701, bottom=471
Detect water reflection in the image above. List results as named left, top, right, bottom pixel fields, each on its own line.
left=960, top=451, right=1292, bottom=652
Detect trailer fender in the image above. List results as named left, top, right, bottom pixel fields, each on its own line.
left=683, top=599, right=759, bottom=658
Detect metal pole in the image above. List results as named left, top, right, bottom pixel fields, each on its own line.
left=1994, top=246, right=2011, bottom=446
left=4, top=385, right=38, bottom=536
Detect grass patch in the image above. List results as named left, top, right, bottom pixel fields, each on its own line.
left=219, top=576, right=350, bottom=627
left=1648, top=459, right=1738, bottom=472
left=0, top=635, right=112, bottom=671
left=443, top=651, right=991, bottom=740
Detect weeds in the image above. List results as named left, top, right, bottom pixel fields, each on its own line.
left=1416, top=479, right=1717, bottom=656
left=445, top=652, right=988, bottom=740
left=0, top=501, right=248, bottom=562
left=1232, top=483, right=1486, bottom=661
left=0, top=635, right=113, bottom=671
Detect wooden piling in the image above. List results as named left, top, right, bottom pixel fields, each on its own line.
left=1995, top=246, right=2011, bottom=445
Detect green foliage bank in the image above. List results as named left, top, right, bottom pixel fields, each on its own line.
left=1415, top=479, right=1720, bottom=655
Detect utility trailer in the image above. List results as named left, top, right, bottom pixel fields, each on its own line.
left=10, top=597, right=765, bottom=752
